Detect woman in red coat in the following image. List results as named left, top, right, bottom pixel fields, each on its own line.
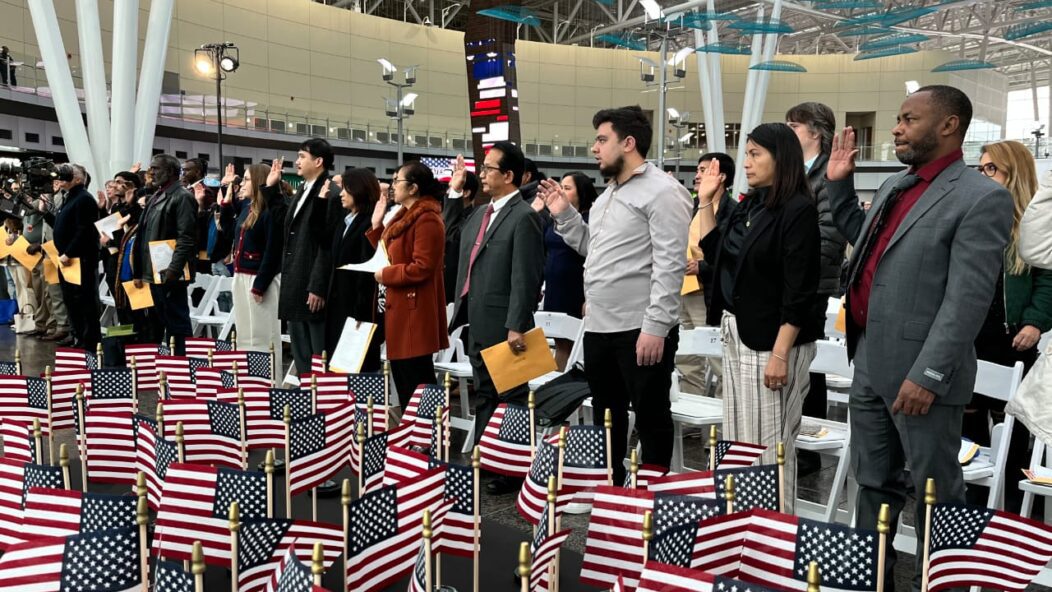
left=369, top=161, right=449, bottom=406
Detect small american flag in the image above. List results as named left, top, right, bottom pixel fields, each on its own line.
left=0, top=458, right=64, bottom=549
left=346, top=467, right=446, bottom=592
left=300, top=372, right=353, bottom=414
left=348, top=373, right=387, bottom=431
left=649, top=522, right=701, bottom=569
left=692, top=510, right=754, bottom=575
left=236, top=518, right=342, bottom=592
left=354, top=425, right=413, bottom=494
left=48, top=369, right=91, bottom=432
left=624, top=465, right=668, bottom=489
left=408, top=501, right=453, bottom=592
left=420, top=157, right=476, bottom=182
left=156, top=355, right=209, bottom=399
left=288, top=402, right=357, bottom=496
left=54, top=346, right=98, bottom=371
left=399, top=384, right=447, bottom=450
left=134, top=415, right=180, bottom=510
left=153, top=462, right=268, bottom=567
left=516, top=439, right=573, bottom=525
left=927, top=503, right=1052, bottom=592
left=310, top=355, right=327, bottom=374
left=530, top=528, right=572, bottom=592
left=647, top=470, right=716, bottom=498
left=428, top=459, right=476, bottom=558
left=579, top=486, right=654, bottom=590
left=0, top=360, right=17, bottom=375
left=383, top=444, right=432, bottom=488
left=125, top=343, right=165, bottom=391
left=210, top=350, right=273, bottom=380
left=73, top=368, right=136, bottom=433
left=217, top=387, right=312, bottom=450
left=714, top=464, right=780, bottom=512
left=195, top=367, right=236, bottom=397
left=713, top=441, right=766, bottom=469
left=84, top=411, right=137, bottom=485
left=479, top=403, right=533, bottom=478
left=652, top=493, right=722, bottom=542
left=0, top=375, right=50, bottom=435
left=0, top=419, right=35, bottom=464
left=185, top=337, right=234, bottom=358
left=160, top=399, right=244, bottom=469
left=636, top=561, right=783, bottom=592
left=267, top=543, right=332, bottom=592
left=0, top=525, right=141, bottom=592
left=155, top=559, right=194, bottom=592
left=561, top=425, right=609, bottom=491
left=22, top=487, right=137, bottom=540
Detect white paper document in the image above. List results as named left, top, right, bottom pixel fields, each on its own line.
left=338, top=241, right=389, bottom=274
left=94, top=212, right=123, bottom=239
left=329, top=319, right=378, bottom=373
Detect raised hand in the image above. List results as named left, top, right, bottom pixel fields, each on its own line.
left=450, top=154, right=467, bottom=193
left=827, top=126, right=859, bottom=182
left=537, top=178, right=570, bottom=215
left=129, top=162, right=141, bottom=174
left=530, top=195, right=545, bottom=213
left=319, top=179, right=331, bottom=199
left=371, top=188, right=389, bottom=229
left=696, top=157, right=723, bottom=202
left=266, top=157, right=284, bottom=187
left=221, top=163, right=238, bottom=186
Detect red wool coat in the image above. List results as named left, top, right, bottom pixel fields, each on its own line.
left=366, top=198, right=449, bottom=360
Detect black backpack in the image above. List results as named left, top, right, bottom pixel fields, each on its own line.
left=532, top=364, right=591, bottom=427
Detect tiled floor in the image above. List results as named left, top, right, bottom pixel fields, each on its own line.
left=3, top=325, right=1049, bottom=591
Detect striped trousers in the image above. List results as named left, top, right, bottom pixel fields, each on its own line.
left=720, top=311, right=815, bottom=513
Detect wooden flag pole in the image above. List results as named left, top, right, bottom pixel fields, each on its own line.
left=156, top=403, right=165, bottom=443
left=629, top=449, right=638, bottom=489
left=604, top=409, right=613, bottom=486
left=207, top=349, right=214, bottom=369
left=60, top=444, right=70, bottom=490
left=556, top=426, right=567, bottom=493
left=75, top=384, right=87, bottom=491
left=920, top=478, right=936, bottom=592
left=14, top=348, right=20, bottom=375
left=229, top=501, right=240, bottom=592
left=546, top=476, right=557, bottom=591
left=435, top=409, right=444, bottom=589
left=708, top=425, right=717, bottom=471
left=517, top=542, right=530, bottom=592
left=192, top=541, right=205, bottom=592
left=528, top=391, right=537, bottom=461
left=284, top=405, right=292, bottom=519
left=136, top=471, right=147, bottom=508
left=232, top=361, right=240, bottom=390
left=312, top=541, right=324, bottom=586
left=423, top=509, right=434, bottom=592
left=264, top=450, right=275, bottom=518
left=472, top=446, right=481, bottom=592
left=44, top=365, right=54, bottom=464
left=444, top=374, right=452, bottom=462
left=641, top=510, right=653, bottom=564
left=356, top=423, right=366, bottom=496
left=777, top=442, right=786, bottom=514
left=159, top=371, right=169, bottom=401
left=310, top=376, right=318, bottom=522
left=876, top=503, right=890, bottom=592
left=137, top=495, right=149, bottom=591
left=366, top=399, right=375, bottom=437
left=168, top=336, right=175, bottom=354
left=270, top=343, right=277, bottom=387
left=176, top=422, right=185, bottom=463
left=230, top=330, right=237, bottom=351
left=382, top=361, right=391, bottom=430
left=32, top=419, right=42, bottom=465
left=321, top=350, right=328, bottom=372
left=807, top=561, right=821, bottom=592
left=725, top=474, right=735, bottom=515
left=96, top=343, right=103, bottom=368
left=342, top=478, right=351, bottom=591
left=238, top=388, right=247, bottom=470
left=130, top=356, right=138, bottom=413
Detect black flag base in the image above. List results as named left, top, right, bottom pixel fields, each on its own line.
left=316, top=479, right=340, bottom=496
left=257, top=457, right=286, bottom=473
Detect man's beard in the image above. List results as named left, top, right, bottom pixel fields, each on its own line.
left=598, top=154, right=625, bottom=179
left=895, top=131, right=939, bottom=166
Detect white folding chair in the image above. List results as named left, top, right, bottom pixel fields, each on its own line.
left=527, top=312, right=585, bottom=391
left=963, top=359, right=1025, bottom=509
left=667, top=326, right=724, bottom=472
left=192, top=275, right=233, bottom=338
left=98, top=279, right=117, bottom=326
left=795, top=339, right=854, bottom=523
left=824, top=296, right=845, bottom=342
left=185, top=274, right=217, bottom=334
left=1020, top=440, right=1052, bottom=523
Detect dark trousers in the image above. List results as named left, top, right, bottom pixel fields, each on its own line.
left=287, top=320, right=325, bottom=379
left=849, top=333, right=966, bottom=592
left=584, top=327, right=678, bottom=484
left=148, top=281, right=192, bottom=355
left=0, top=64, right=14, bottom=86
left=389, top=354, right=438, bottom=408
left=963, top=329, right=1040, bottom=513
left=60, top=267, right=100, bottom=351
left=470, top=344, right=529, bottom=447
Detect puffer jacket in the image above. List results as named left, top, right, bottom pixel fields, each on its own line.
left=807, top=153, right=848, bottom=296
left=1020, top=170, right=1052, bottom=270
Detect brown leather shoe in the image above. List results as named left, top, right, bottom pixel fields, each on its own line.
left=41, top=330, right=69, bottom=342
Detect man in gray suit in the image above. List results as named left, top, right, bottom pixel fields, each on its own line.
left=825, top=85, right=1013, bottom=589
left=451, top=140, right=544, bottom=494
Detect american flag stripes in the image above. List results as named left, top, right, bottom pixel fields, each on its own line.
left=0, top=525, right=141, bottom=592
left=153, top=463, right=268, bottom=566
left=156, top=355, right=209, bottom=399
left=400, top=384, right=447, bottom=450
left=713, top=441, right=766, bottom=469
left=479, top=403, right=533, bottom=478
left=48, top=368, right=90, bottom=432
left=0, top=419, right=35, bottom=464
left=310, top=355, right=327, bottom=374
left=22, top=487, right=137, bottom=540
left=692, top=511, right=753, bottom=575
left=529, top=529, right=572, bottom=592
left=428, top=459, right=476, bottom=558
left=647, top=470, right=717, bottom=498
left=134, top=415, right=179, bottom=510
left=126, top=343, right=164, bottom=391
left=185, top=337, right=234, bottom=358
left=354, top=426, right=413, bottom=494
left=516, top=438, right=573, bottom=525
left=155, top=559, right=194, bottom=592
left=383, top=445, right=432, bottom=488
left=714, top=464, right=780, bottom=512
left=84, top=410, right=137, bottom=484
left=210, top=349, right=272, bottom=379
left=54, top=347, right=99, bottom=372
left=288, top=402, right=356, bottom=496
left=0, top=458, right=64, bottom=548
left=579, top=486, right=654, bottom=590
left=218, top=387, right=313, bottom=449
left=421, top=157, right=476, bottom=182
left=301, top=372, right=353, bottom=413
left=160, top=399, right=244, bottom=469
left=346, top=467, right=446, bottom=592
left=195, top=367, right=236, bottom=397
left=73, top=368, right=137, bottom=434
left=636, top=561, right=783, bottom=592
left=0, top=375, right=50, bottom=435
left=625, top=465, right=668, bottom=489
left=926, top=503, right=1052, bottom=592
left=236, top=519, right=342, bottom=592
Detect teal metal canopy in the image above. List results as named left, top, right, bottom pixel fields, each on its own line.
left=854, top=46, right=918, bottom=60
left=750, top=60, right=807, bottom=72
left=477, top=6, right=541, bottom=25
left=931, top=59, right=997, bottom=72
left=860, top=32, right=929, bottom=50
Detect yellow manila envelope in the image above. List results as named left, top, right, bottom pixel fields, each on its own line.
left=41, top=241, right=60, bottom=266
left=42, top=258, right=60, bottom=284
left=834, top=298, right=847, bottom=334
left=0, top=227, right=10, bottom=259
left=481, top=327, right=558, bottom=394
left=681, top=246, right=701, bottom=295
left=122, top=280, right=154, bottom=310
left=59, top=257, right=81, bottom=285
left=10, top=235, right=42, bottom=270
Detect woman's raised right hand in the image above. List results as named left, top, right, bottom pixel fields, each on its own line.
left=371, top=189, right=388, bottom=229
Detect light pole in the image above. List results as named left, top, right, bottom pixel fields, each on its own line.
left=635, top=40, right=691, bottom=169
left=195, top=43, right=239, bottom=170
left=379, top=59, right=417, bottom=166
left=668, top=109, right=690, bottom=168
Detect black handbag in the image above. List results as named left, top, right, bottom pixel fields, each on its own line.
left=532, top=364, right=591, bottom=427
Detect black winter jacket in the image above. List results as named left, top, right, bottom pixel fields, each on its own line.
left=220, top=184, right=287, bottom=295
left=807, top=153, right=848, bottom=296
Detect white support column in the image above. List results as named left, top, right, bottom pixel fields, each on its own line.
left=693, top=26, right=715, bottom=155
left=26, top=0, right=97, bottom=179
left=74, top=0, right=111, bottom=181
left=110, top=0, right=139, bottom=176
left=733, top=7, right=764, bottom=199
left=134, top=0, right=176, bottom=164
left=705, top=0, right=725, bottom=152
left=753, top=0, right=783, bottom=125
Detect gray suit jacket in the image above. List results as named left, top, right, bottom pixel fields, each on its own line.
left=832, top=158, right=1013, bottom=405
left=451, top=194, right=545, bottom=355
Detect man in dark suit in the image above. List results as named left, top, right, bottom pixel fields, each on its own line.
left=451, top=141, right=544, bottom=494
left=825, top=85, right=1013, bottom=589
left=279, top=138, right=340, bottom=377
left=50, top=164, right=100, bottom=350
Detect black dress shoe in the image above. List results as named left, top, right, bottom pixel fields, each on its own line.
left=58, top=335, right=76, bottom=347
left=485, top=475, right=524, bottom=495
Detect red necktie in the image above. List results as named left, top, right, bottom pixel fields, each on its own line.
left=461, top=204, right=495, bottom=298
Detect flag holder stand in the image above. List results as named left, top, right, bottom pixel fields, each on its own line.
left=315, top=479, right=340, bottom=496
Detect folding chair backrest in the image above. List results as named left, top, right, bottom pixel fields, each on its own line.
left=824, top=296, right=844, bottom=339
left=974, top=360, right=1024, bottom=403
left=187, top=274, right=218, bottom=316
left=677, top=326, right=721, bottom=358
left=534, top=311, right=583, bottom=342
left=809, top=340, right=853, bottom=380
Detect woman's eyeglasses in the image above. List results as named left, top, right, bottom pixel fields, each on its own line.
left=977, top=162, right=1000, bottom=177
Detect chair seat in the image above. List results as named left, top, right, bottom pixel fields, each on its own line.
left=433, top=361, right=473, bottom=378
left=670, top=394, right=722, bottom=425
left=1018, top=479, right=1052, bottom=496
left=796, top=417, right=848, bottom=451
left=100, top=295, right=115, bottom=307
left=962, top=452, right=995, bottom=481
left=528, top=371, right=563, bottom=391
left=192, top=314, right=228, bottom=326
